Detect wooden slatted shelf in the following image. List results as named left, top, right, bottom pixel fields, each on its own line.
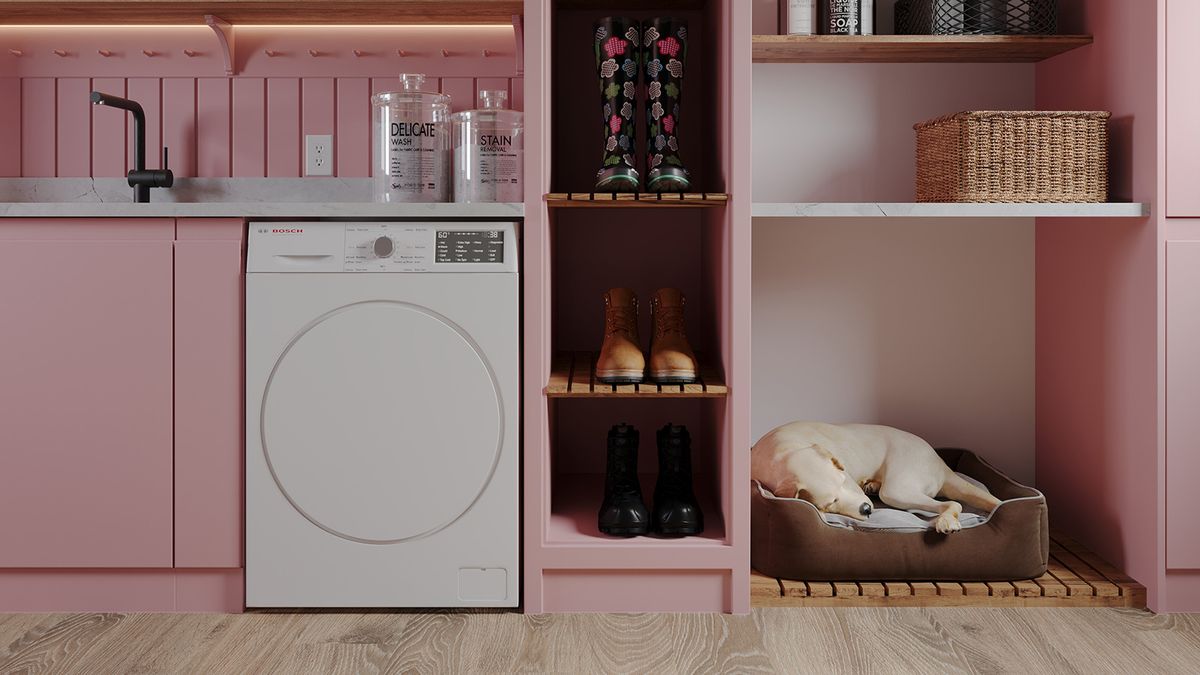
left=752, top=34, right=1094, bottom=64
left=751, top=531, right=1146, bottom=608
left=0, top=1, right=523, bottom=24
left=545, top=351, right=728, bottom=398
left=545, top=193, right=729, bottom=208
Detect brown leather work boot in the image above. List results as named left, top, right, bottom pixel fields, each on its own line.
left=649, top=288, right=697, bottom=383
left=597, top=288, right=645, bottom=384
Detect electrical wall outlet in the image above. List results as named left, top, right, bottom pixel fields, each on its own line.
left=305, top=134, right=333, bottom=176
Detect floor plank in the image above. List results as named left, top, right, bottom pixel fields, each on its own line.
left=0, top=608, right=1195, bottom=674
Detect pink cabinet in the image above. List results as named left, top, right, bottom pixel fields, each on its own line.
left=174, top=219, right=245, bottom=568
left=1168, top=240, right=1200, bottom=569
left=1167, top=0, right=1200, bottom=217
left=0, top=219, right=175, bottom=567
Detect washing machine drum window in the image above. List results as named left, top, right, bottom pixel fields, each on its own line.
left=260, top=301, right=504, bottom=544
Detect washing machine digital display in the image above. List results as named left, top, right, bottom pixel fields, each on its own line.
left=435, top=230, right=505, bottom=264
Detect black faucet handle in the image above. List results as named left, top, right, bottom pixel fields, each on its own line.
left=163, top=146, right=169, bottom=171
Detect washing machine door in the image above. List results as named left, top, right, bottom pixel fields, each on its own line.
left=260, top=300, right=504, bottom=544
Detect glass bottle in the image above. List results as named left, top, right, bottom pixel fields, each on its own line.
left=371, top=73, right=451, bottom=203
left=451, top=90, right=524, bottom=203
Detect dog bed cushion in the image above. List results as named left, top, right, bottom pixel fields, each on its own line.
left=751, top=448, right=1048, bottom=582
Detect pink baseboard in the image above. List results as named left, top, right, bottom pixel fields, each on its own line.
left=540, top=569, right=730, bottom=614
left=0, top=569, right=243, bottom=613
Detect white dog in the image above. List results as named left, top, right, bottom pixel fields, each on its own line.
left=751, top=422, right=1002, bottom=534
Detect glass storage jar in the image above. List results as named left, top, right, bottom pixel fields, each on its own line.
left=371, top=73, right=451, bottom=203
left=451, top=90, right=524, bottom=203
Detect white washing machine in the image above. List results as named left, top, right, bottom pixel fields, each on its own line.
left=246, top=221, right=519, bottom=608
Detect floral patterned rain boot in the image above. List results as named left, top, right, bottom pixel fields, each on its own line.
left=593, top=17, right=641, bottom=193
left=642, top=17, right=691, bottom=193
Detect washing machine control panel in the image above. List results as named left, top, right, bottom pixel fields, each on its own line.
left=247, top=221, right=519, bottom=273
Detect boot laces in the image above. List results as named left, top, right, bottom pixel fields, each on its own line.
left=605, top=303, right=639, bottom=339
left=653, top=301, right=686, bottom=336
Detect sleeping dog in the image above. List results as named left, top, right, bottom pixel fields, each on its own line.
left=751, top=422, right=1002, bottom=534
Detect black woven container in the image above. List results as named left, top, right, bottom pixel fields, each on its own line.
left=895, top=0, right=1056, bottom=35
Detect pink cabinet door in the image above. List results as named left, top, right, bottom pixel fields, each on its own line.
left=1168, top=0, right=1200, bottom=216
left=174, top=219, right=245, bottom=568
left=0, top=220, right=174, bottom=568
left=1168, top=241, right=1200, bottom=568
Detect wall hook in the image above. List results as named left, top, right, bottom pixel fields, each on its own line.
left=142, top=49, right=157, bottom=57
left=440, top=49, right=451, bottom=57
left=482, top=49, right=492, bottom=57
left=8, top=49, right=22, bottom=57
left=98, top=49, right=114, bottom=57
left=308, top=49, right=322, bottom=57
left=397, top=49, right=408, bottom=57
left=265, top=49, right=280, bottom=57
left=353, top=49, right=366, bottom=57
left=53, top=49, right=69, bottom=57
left=183, top=49, right=199, bottom=57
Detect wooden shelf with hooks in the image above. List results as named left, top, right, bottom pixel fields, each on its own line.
left=0, top=1, right=523, bottom=25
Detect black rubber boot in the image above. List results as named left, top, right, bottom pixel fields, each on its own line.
left=593, top=17, right=641, bottom=192
left=642, top=17, right=691, bottom=192
left=598, top=423, right=650, bottom=536
left=653, top=423, right=704, bottom=536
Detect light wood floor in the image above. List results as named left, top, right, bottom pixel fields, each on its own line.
left=1, top=608, right=1198, bottom=674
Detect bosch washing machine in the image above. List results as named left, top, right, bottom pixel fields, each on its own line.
left=246, top=221, right=519, bottom=607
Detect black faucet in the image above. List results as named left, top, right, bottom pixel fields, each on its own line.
left=90, top=91, right=174, bottom=203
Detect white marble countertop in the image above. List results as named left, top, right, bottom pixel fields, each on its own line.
left=751, top=202, right=1150, bottom=218
left=0, top=179, right=525, bottom=219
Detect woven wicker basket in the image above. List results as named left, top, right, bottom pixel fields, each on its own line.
left=914, top=110, right=1110, bottom=203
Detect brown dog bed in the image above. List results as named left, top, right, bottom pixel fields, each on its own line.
left=751, top=448, right=1048, bottom=582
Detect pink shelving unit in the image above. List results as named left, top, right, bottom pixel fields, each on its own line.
left=521, top=0, right=752, bottom=613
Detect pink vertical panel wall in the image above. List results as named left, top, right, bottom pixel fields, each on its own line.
left=163, top=78, right=197, bottom=177
left=91, top=77, right=127, bottom=177
left=126, top=78, right=161, bottom=173
left=196, top=78, right=231, bottom=177
left=232, top=78, right=265, bottom=177
left=266, top=78, right=300, bottom=177
left=21, top=78, right=54, bottom=176
left=0, top=79, right=18, bottom=176
left=6, top=77, right=520, bottom=177
left=55, top=78, right=91, bottom=176
left=336, top=78, right=370, bottom=177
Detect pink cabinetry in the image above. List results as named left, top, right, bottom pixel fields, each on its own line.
left=1168, top=240, right=1200, bottom=569
left=0, top=219, right=175, bottom=568
left=174, top=219, right=245, bottom=569
left=0, top=218, right=245, bottom=612
left=1167, top=0, right=1200, bottom=217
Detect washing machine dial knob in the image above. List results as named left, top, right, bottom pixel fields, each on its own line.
left=373, top=236, right=394, bottom=259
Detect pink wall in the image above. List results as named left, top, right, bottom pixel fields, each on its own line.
left=0, top=26, right=521, bottom=178
left=1035, top=0, right=1163, bottom=609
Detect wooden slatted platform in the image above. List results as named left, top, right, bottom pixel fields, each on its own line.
left=545, top=351, right=728, bottom=398
left=545, top=193, right=729, bottom=208
left=751, top=531, right=1146, bottom=608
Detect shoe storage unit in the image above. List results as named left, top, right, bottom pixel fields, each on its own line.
left=522, top=0, right=750, bottom=613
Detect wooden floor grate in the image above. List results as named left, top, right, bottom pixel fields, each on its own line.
left=545, top=192, right=729, bottom=207
left=545, top=351, right=728, bottom=398
left=752, top=530, right=1146, bottom=608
